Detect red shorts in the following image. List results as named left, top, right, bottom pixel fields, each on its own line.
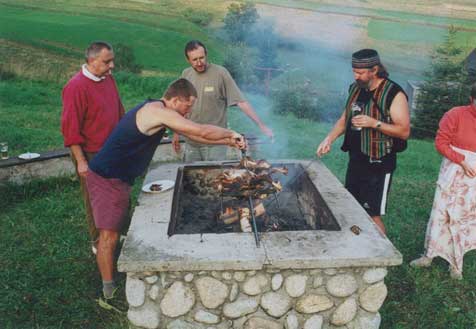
left=86, top=169, right=131, bottom=231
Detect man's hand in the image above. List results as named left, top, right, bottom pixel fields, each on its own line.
left=172, top=133, right=181, bottom=153
left=460, top=160, right=476, bottom=178
left=77, top=159, right=89, bottom=178
left=351, top=114, right=378, bottom=129
left=230, top=132, right=246, bottom=150
left=316, top=136, right=332, bottom=157
left=259, top=124, right=274, bottom=140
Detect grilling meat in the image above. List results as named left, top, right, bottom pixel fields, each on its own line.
left=213, top=157, right=288, bottom=232
left=240, top=157, right=272, bottom=172
left=150, top=184, right=162, bottom=191
left=214, top=157, right=288, bottom=198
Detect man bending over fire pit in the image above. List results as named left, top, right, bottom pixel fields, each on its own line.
left=85, top=78, right=246, bottom=304
left=316, top=49, right=410, bottom=235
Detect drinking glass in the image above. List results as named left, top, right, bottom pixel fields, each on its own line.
left=0, top=142, right=8, bottom=160
left=351, top=102, right=363, bottom=131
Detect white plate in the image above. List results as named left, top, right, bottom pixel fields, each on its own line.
left=18, top=152, right=40, bottom=160
left=142, top=180, right=175, bottom=194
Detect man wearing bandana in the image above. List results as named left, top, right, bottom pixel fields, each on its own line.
left=316, top=49, right=410, bottom=235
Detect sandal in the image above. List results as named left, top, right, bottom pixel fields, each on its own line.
left=96, top=297, right=125, bottom=313
left=410, top=256, right=432, bottom=268
left=449, top=266, right=463, bottom=280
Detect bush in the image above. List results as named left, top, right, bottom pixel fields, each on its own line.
left=0, top=66, right=16, bottom=81
left=270, top=76, right=344, bottom=122
left=183, top=8, right=213, bottom=27
left=114, top=44, right=142, bottom=74
left=271, top=79, right=319, bottom=120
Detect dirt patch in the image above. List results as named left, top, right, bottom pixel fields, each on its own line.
left=256, top=4, right=367, bottom=52
left=257, top=2, right=476, bottom=34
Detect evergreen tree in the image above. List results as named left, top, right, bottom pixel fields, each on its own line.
left=413, top=26, right=471, bottom=138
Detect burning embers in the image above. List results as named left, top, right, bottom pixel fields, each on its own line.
left=214, top=158, right=289, bottom=242
left=169, top=161, right=334, bottom=239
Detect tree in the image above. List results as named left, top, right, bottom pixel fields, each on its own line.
left=223, top=2, right=259, bottom=43
left=222, top=42, right=258, bottom=87
left=413, top=26, right=471, bottom=138
left=253, top=23, right=279, bottom=70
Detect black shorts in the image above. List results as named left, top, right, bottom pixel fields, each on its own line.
left=345, top=160, right=393, bottom=217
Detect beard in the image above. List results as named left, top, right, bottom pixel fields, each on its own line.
left=356, top=79, right=370, bottom=89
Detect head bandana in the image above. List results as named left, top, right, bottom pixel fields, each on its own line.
left=352, top=49, right=381, bottom=69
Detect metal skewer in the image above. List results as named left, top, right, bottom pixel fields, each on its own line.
left=264, top=157, right=317, bottom=211
left=248, top=195, right=260, bottom=247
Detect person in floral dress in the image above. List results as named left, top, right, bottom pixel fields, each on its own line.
left=411, top=84, right=476, bottom=280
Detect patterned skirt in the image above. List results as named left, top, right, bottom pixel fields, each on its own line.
left=424, top=146, right=476, bottom=272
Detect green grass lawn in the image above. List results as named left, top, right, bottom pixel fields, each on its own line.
left=2, top=86, right=476, bottom=328
left=0, top=177, right=132, bottom=329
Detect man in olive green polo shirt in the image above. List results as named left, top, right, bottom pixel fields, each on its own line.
left=172, top=40, right=274, bottom=162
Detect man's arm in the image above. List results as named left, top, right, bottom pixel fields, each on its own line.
left=154, top=108, right=244, bottom=148
left=434, top=109, right=475, bottom=177
left=70, top=144, right=88, bottom=177
left=171, top=130, right=230, bottom=154
left=236, top=101, right=274, bottom=138
left=351, top=91, right=410, bottom=139
left=316, top=110, right=346, bottom=157
left=61, top=83, right=89, bottom=176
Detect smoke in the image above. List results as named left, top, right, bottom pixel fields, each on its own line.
left=228, top=3, right=453, bottom=159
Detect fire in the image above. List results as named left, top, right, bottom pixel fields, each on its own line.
left=215, top=157, right=288, bottom=233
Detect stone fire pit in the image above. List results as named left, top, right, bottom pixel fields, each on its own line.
left=118, top=160, right=402, bottom=329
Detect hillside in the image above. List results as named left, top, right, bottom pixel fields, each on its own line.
left=0, top=0, right=228, bottom=79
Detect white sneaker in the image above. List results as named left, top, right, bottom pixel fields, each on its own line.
left=410, top=256, right=432, bottom=268
left=91, top=240, right=98, bottom=255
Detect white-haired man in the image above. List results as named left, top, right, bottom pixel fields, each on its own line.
left=61, top=41, right=124, bottom=251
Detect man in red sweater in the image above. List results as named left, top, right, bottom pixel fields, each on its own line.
left=61, top=41, right=125, bottom=252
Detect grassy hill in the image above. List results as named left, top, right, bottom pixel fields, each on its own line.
left=0, top=1, right=224, bottom=76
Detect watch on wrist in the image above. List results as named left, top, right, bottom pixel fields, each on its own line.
left=375, top=121, right=382, bottom=129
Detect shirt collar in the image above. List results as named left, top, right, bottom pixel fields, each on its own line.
left=82, top=64, right=106, bottom=82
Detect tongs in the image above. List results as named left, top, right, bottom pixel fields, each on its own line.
left=238, top=135, right=255, bottom=175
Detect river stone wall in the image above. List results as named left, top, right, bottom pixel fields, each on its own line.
left=126, top=267, right=387, bottom=329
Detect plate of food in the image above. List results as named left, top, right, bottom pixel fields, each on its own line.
left=18, top=152, right=41, bottom=160
left=142, top=180, right=175, bottom=193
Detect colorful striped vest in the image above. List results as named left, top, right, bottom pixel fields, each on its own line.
left=344, top=79, right=397, bottom=160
